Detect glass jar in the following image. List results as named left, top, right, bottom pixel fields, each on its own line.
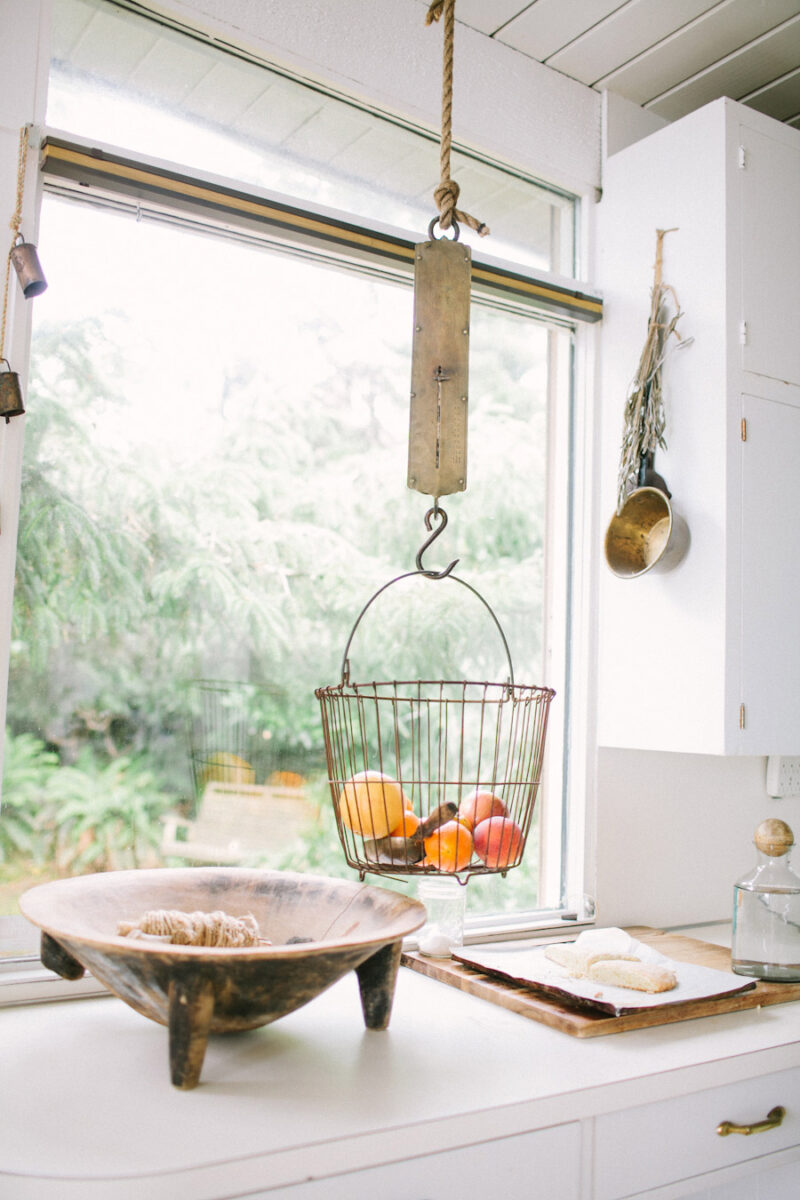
left=732, top=819, right=800, bottom=981
left=416, top=876, right=466, bottom=957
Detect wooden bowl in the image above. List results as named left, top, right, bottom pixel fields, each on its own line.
left=20, top=867, right=425, bottom=1088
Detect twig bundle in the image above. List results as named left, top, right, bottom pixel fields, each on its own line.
left=616, top=229, right=689, bottom=512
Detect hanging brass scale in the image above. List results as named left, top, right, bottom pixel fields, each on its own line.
left=407, top=223, right=471, bottom=503
left=408, top=0, right=489, bottom=516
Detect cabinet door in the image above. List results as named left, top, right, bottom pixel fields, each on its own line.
left=594, top=1066, right=800, bottom=1199
left=699, top=1157, right=800, bottom=1199
left=257, top=1121, right=581, bottom=1200
left=740, top=392, right=800, bottom=752
left=740, top=124, right=800, bottom=389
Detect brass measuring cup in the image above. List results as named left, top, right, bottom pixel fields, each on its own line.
left=604, top=453, right=689, bottom=578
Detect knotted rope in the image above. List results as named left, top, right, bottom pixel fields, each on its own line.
left=118, top=909, right=269, bottom=947
left=426, top=0, right=489, bottom=237
left=0, top=125, right=30, bottom=361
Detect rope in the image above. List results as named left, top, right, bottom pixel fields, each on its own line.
left=426, top=0, right=489, bottom=237
left=0, top=125, right=30, bottom=362
left=118, top=909, right=270, bottom=947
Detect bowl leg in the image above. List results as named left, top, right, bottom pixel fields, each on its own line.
left=355, top=939, right=402, bottom=1030
left=40, top=932, right=85, bottom=980
left=168, top=975, right=215, bottom=1089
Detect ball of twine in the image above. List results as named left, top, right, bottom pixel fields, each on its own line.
left=118, top=909, right=267, bottom=947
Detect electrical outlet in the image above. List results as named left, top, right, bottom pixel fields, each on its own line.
left=766, top=756, right=800, bottom=798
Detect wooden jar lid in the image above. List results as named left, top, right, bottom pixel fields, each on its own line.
left=754, top=818, right=795, bottom=857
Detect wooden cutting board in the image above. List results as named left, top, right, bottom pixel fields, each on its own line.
left=401, top=926, right=800, bottom=1037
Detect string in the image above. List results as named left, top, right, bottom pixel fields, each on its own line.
left=0, top=125, right=30, bottom=362
left=118, top=909, right=270, bottom=947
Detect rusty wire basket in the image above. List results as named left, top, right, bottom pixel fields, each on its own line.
left=316, top=569, right=555, bottom=881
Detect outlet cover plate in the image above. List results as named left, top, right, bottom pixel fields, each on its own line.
left=766, top=756, right=800, bottom=798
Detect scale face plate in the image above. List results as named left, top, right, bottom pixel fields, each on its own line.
left=408, top=236, right=471, bottom=499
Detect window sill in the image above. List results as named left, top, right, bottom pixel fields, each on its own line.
left=0, top=960, right=109, bottom=1006
left=1, top=919, right=722, bottom=1009
left=0, top=914, right=109, bottom=1006
left=0, top=908, right=595, bottom=1007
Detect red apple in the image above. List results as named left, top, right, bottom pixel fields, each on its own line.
left=473, top=815, right=524, bottom=868
left=457, top=789, right=508, bottom=831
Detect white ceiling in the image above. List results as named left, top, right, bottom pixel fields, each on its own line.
left=452, top=0, right=800, bottom=127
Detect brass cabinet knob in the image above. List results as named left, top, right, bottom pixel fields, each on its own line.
left=717, top=1105, right=785, bottom=1137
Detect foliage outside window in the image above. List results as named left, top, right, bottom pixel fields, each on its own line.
left=0, top=0, right=578, bottom=943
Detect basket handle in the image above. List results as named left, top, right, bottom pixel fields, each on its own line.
left=340, top=570, right=515, bottom=688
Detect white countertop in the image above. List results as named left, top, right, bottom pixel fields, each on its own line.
left=3, top=933, right=800, bottom=1199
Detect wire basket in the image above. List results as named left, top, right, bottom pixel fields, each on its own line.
left=186, top=679, right=308, bottom=808
left=315, top=570, right=555, bottom=881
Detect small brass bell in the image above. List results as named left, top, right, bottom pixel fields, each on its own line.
left=0, top=359, right=25, bottom=422
left=10, top=234, right=47, bottom=298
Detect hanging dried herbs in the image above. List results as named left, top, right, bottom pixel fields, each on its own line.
left=616, top=228, right=690, bottom=512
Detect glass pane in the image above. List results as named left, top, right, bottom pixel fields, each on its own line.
left=48, top=0, right=576, bottom=275
left=1, top=194, right=567, bottom=925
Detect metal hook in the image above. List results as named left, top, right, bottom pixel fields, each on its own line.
left=415, top=505, right=459, bottom=578
left=427, top=217, right=461, bottom=242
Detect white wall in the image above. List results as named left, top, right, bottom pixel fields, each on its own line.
left=601, top=90, right=667, bottom=160
left=145, top=0, right=602, bottom=199
left=595, top=749, right=800, bottom=928
left=0, top=0, right=49, bottom=765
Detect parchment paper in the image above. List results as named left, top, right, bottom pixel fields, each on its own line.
left=453, top=937, right=757, bottom=1017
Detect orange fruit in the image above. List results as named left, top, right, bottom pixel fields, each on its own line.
left=390, top=809, right=421, bottom=837
left=423, top=820, right=474, bottom=873
left=338, top=770, right=406, bottom=840
left=200, top=751, right=253, bottom=787
left=268, top=770, right=305, bottom=789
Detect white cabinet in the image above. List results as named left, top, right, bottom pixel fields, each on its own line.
left=262, top=1122, right=581, bottom=1200
left=5, top=968, right=800, bottom=1200
left=235, top=1082, right=800, bottom=1200
left=594, top=1067, right=800, bottom=1199
left=699, top=1159, right=800, bottom=1199
left=739, top=125, right=800, bottom=389
left=597, top=98, right=800, bottom=754
left=740, top=392, right=800, bottom=752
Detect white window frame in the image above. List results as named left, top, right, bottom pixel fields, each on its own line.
left=0, top=0, right=603, bottom=1002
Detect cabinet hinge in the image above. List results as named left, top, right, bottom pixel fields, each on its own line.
left=738, top=145, right=747, bottom=169
left=739, top=703, right=746, bottom=730
left=741, top=417, right=747, bottom=441
left=739, top=320, right=748, bottom=345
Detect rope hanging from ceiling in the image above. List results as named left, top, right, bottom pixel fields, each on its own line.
left=426, top=0, right=489, bottom=238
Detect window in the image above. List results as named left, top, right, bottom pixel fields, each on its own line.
left=46, top=0, right=576, bottom=276
left=1, top=0, right=599, bottom=975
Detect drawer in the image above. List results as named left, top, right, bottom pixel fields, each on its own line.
left=261, top=1121, right=581, bottom=1200
left=594, top=1067, right=800, bottom=1200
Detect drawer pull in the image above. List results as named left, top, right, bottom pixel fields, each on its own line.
left=717, top=1105, right=785, bottom=1137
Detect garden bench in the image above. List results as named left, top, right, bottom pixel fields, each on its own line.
left=161, top=781, right=318, bottom=865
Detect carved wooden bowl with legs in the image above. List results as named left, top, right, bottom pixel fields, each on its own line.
left=20, top=867, right=425, bottom=1089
